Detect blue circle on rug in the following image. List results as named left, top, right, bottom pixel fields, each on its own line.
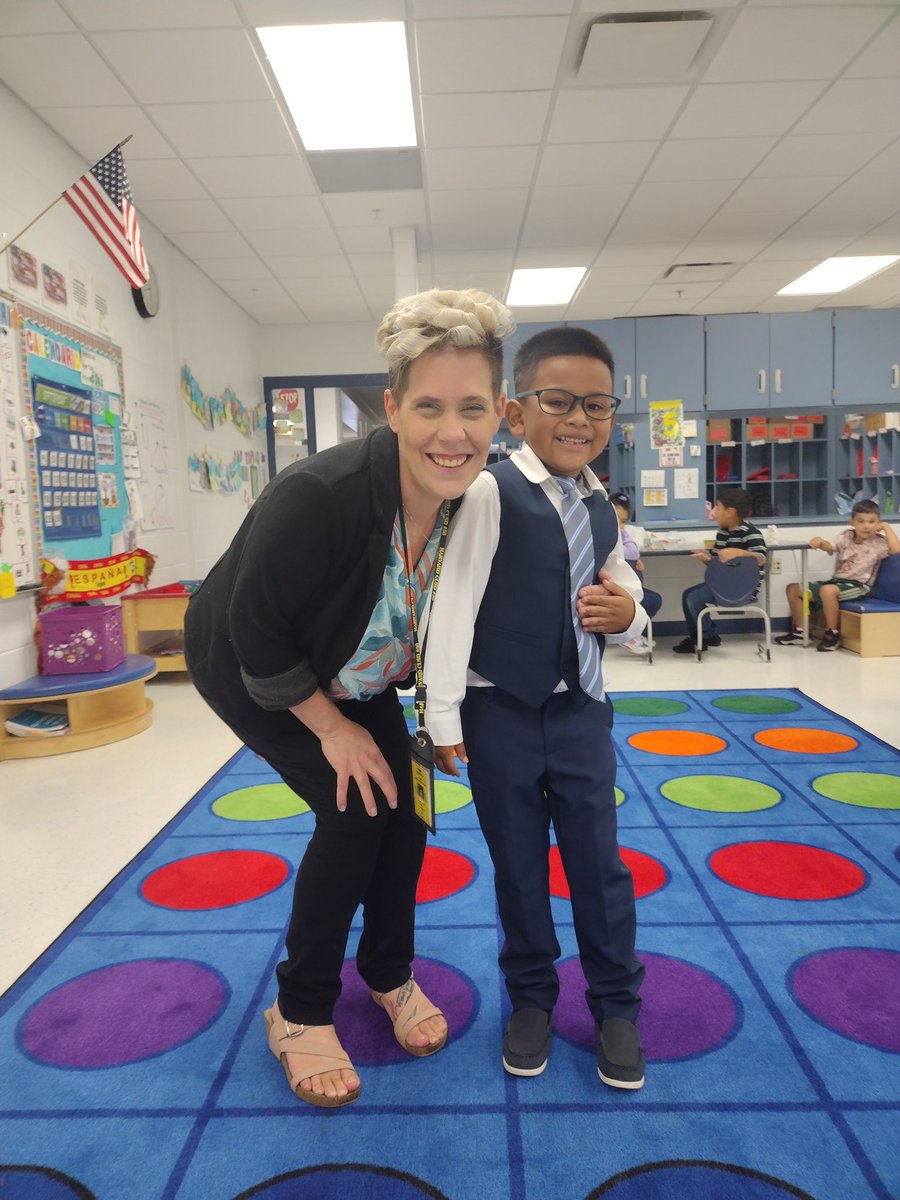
left=233, top=1163, right=450, bottom=1199
left=789, top=948, right=900, bottom=1053
left=18, top=959, right=228, bottom=1068
left=587, top=1160, right=815, bottom=1198
left=334, top=957, right=476, bottom=1066
left=556, top=952, right=739, bottom=1061
left=0, top=1166, right=95, bottom=1199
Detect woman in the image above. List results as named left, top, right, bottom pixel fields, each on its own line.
left=184, top=288, right=513, bottom=1108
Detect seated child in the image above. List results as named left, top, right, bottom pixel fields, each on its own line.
left=673, top=487, right=767, bottom=654
left=611, top=493, right=662, bottom=620
left=425, top=326, right=648, bottom=1089
left=776, top=499, right=900, bottom=652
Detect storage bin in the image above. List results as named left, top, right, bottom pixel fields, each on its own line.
left=39, top=604, right=125, bottom=674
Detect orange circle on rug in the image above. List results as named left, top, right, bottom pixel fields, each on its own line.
left=628, top=729, right=727, bottom=757
left=415, top=845, right=476, bottom=903
left=709, top=840, right=866, bottom=900
left=549, top=844, right=667, bottom=899
left=753, top=727, right=857, bottom=754
left=141, top=850, right=290, bottom=910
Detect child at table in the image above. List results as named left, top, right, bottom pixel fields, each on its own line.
left=611, top=493, right=662, bottom=621
left=776, top=499, right=900, bottom=652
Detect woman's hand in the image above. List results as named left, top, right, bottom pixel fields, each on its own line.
left=435, top=743, right=467, bottom=777
left=319, top=717, right=398, bottom=815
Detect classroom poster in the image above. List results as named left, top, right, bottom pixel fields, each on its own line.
left=649, top=399, right=684, bottom=450
left=0, top=295, right=38, bottom=586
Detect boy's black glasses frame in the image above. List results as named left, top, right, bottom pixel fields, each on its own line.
left=514, top=389, right=622, bottom=422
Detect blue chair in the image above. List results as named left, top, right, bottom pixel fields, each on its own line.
left=696, top=556, right=772, bottom=662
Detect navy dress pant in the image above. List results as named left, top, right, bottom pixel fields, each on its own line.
left=461, top=686, right=643, bottom=1024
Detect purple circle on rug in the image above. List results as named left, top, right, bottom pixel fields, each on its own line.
left=556, top=952, right=739, bottom=1061
left=334, top=957, right=477, bottom=1066
left=789, top=948, right=900, bottom=1053
left=18, top=959, right=228, bottom=1068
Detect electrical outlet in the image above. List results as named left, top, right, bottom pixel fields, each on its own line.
left=770, top=556, right=782, bottom=574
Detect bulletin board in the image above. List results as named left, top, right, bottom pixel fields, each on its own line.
left=0, top=292, right=38, bottom=587
left=0, top=295, right=130, bottom=589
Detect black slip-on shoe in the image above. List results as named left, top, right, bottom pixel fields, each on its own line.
left=597, top=1017, right=645, bottom=1090
left=503, top=1008, right=552, bottom=1077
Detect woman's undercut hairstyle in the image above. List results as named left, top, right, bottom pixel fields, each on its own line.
left=376, top=288, right=515, bottom=399
left=514, top=326, right=615, bottom=393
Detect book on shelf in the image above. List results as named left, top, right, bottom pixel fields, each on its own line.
left=4, top=706, right=70, bottom=737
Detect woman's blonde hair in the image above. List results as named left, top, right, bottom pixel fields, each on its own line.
left=376, top=287, right=515, bottom=398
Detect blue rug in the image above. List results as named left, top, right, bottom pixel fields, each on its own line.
left=1, top=689, right=899, bottom=1200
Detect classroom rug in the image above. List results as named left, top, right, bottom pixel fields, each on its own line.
left=1, top=689, right=899, bottom=1200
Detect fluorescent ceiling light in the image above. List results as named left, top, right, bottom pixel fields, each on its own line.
left=507, top=267, right=587, bottom=307
left=258, top=23, right=416, bottom=151
left=777, top=255, right=900, bottom=296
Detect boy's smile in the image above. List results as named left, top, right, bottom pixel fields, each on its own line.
left=507, top=355, right=615, bottom=478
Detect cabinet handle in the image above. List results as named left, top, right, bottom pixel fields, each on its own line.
left=623, top=373, right=632, bottom=402
left=758, top=369, right=766, bottom=394
left=774, top=368, right=782, bottom=394
left=639, top=374, right=648, bottom=400
left=892, top=364, right=900, bottom=390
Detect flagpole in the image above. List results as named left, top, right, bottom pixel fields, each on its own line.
left=0, top=134, right=135, bottom=258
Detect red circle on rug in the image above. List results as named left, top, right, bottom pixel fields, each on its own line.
left=754, top=727, right=857, bottom=754
left=141, top=850, right=290, bottom=910
left=628, top=729, right=727, bottom=756
left=415, top=845, right=475, bottom=903
left=709, top=841, right=866, bottom=900
left=549, top=845, right=667, bottom=899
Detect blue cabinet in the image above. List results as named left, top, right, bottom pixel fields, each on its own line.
left=706, top=312, right=833, bottom=410
left=502, top=321, right=552, bottom=397
left=634, top=316, right=705, bottom=411
left=576, top=319, right=637, bottom=414
left=833, top=309, right=900, bottom=406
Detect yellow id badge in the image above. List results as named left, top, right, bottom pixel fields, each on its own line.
left=410, top=729, right=436, bottom=834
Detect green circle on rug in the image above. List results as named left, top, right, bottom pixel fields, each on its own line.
left=615, top=786, right=625, bottom=807
left=212, top=784, right=310, bottom=821
left=660, top=774, right=781, bottom=812
left=812, top=772, right=900, bottom=810
left=435, top=780, right=472, bottom=813
left=612, top=698, right=689, bottom=717
left=713, top=694, right=800, bottom=715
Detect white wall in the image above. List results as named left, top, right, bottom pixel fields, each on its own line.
left=0, top=82, right=264, bottom=687
left=258, top=322, right=382, bottom=376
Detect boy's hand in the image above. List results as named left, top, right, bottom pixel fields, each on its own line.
left=717, top=547, right=741, bottom=563
left=691, top=549, right=711, bottom=563
left=636, top=557, right=645, bottom=572
left=435, top=743, right=467, bottom=777
left=810, top=536, right=829, bottom=551
left=577, top=570, right=636, bottom=633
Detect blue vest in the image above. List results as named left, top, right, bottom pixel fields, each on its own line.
left=469, top=460, right=619, bottom=708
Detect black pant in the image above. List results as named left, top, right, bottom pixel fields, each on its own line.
left=231, top=686, right=425, bottom=1025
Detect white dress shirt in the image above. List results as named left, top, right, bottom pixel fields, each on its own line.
left=424, top=444, right=648, bottom=747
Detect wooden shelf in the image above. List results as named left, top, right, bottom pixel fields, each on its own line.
left=122, top=593, right=190, bottom=673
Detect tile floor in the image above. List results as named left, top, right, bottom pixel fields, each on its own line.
left=1, top=636, right=897, bottom=995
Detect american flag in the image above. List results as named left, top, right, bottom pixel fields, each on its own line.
left=63, top=145, right=149, bottom=288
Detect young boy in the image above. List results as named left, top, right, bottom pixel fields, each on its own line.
left=776, top=499, right=900, bottom=652
left=672, top=487, right=767, bottom=654
left=424, top=327, right=648, bottom=1089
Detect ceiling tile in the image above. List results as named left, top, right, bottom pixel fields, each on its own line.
left=671, top=82, right=827, bottom=138
left=126, top=159, right=209, bottom=200
left=752, top=132, right=895, bottom=179
left=793, top=79, right=900, bottom=135
left=337, top=227, right=396, bottom=253
left=422, top=91, right=551, bottom=148
left=169, top=230, right=257, bottom=258
left=195, top=258, right=277, bottom=282
left=147, top=101, right=296, bottom=157
left=720, top=176, right=844, bottom=216
left=754, top=237, right=850, bottom=262
left=429, top=188, right=528, bottom=228
left=188, top=155, right=316, bottom=198
left=323, top=191, right=426, bottom=227
left=843, top=12, right=900, bottom=78
left=220, top=196, right=331, bottom=230
left=548, top=87, right=689, bottom=144
left=677, top=239, right=770, bottom=261
left=247, top=227, right=344, bottom=256
left=702, top=6, right=889, bottom=82
left=515, top=247, right=599, bottom=268
left=139, top=198, right=233, bottom=233
left=645, top=137, right=776, bottom=182
left=416, top=17, right=568, bottom=92
left=594, top=243, right=685, bottom=266
left=584, top=265, right=662, bottom=287
left=520, top=184, right=630, bottom=247
left=731, top=260, right=819, bottom=283
left=425, top=146, right=538, bottom=190
left=266, top=255, right=354, bottom=279
left=283, top=278, right=367, bottom=304
left=35, top=106, right=177, bottom=160
left=71, top=0, right=241, bottom=28
left=244, top=0, right=404, bottom=22
left=0, top=36, right=132, bottom=107
left=0, top=1, right=75, bottom=34
left=698, top=211, right=799, bottom=241
left=413, top=0, right=573, bottom=14
left=537, top=142, right=658, bottom=186
left=92, top=31, right=271, bottom=105
left=431, top=250, right=515, bottom=272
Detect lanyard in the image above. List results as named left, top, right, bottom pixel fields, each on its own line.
left=397, top=499, right=451, bottom=731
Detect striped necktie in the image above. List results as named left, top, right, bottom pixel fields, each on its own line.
left=556, top=476, right=604, bottom=701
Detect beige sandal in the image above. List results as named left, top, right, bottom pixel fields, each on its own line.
left=263, top=1005, right=360, bottom=1108
left=371, top=976, right=448, bottom=1058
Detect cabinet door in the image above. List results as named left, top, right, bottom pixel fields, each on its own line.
left=634, top=316, right=705, bottom=411
left=576, top=319, right=637, bottom=414
left=833, top=309, right=900, bottom=406
left=502, top=322, right=554, bottom=397
left=769, top=311, right=833, bottom=409
left=705, top=313, right=771, bottom=411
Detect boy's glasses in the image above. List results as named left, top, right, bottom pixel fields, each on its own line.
left=515, top=388, right=621, bottom=422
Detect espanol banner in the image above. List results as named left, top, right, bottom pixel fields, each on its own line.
left=45, top=550, right=155, bottom=600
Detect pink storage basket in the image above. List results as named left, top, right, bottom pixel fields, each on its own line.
left=39, top=605, right=125, bottom=674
